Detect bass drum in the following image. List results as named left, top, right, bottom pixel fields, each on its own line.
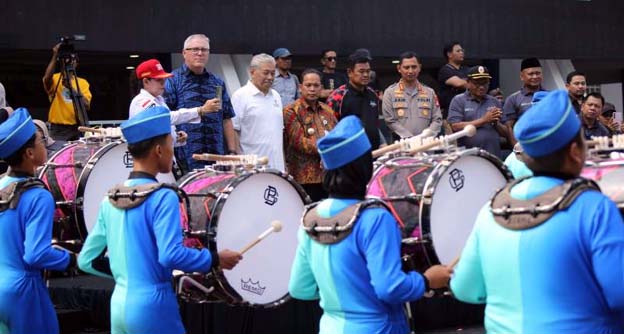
left=39, top=139, right=176, bottom=250
left=582, top=158, right=624, bottom=216
left=177, top=168, right=309, bottom=307
left=367, top=148, right=512, bottom=271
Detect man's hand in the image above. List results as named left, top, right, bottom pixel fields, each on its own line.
left=176, top=131, right=188, bottom=144
left=52, top=43, right=61, bottom=56
left=599, top=115, right=620, bottom=133
left=423, top=264, right=453, bottom=289
left=218, top=249, right=242, bottom=270
left=198, top=98, right=221, bottom=115
left=482, top=107, right=502, bottom=124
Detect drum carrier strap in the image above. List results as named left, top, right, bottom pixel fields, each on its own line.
left=0, top=178, right=48, bottom=212
left=108, top=183, right=188, bottom=209
left=490, top=177, right=600, bottom=230
left=302, top=198, right=390, bottom=244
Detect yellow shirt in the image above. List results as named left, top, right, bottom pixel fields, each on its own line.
left=47, top=73, right=92, bottom=125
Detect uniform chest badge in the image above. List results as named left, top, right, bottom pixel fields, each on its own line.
left=397, top=109, right=405, bottom=117
left=421, top=109, right=429, bottom=117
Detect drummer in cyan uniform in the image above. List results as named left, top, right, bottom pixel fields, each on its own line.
left=78, top=106, right=241, bottom=334
left=382, top=51, right=442, bottom=141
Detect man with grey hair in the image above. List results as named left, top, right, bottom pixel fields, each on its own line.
left=165, top=33, right=238, bottom=173
left=231, top=54, right=285, bottom=171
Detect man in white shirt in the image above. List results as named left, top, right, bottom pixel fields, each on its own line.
left=231, top=54, right=285, bottom=171
left=129, top=59, right=218, bottom=147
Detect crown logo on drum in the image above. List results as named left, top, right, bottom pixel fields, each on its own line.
left=241, top=278, right=266, bottom=296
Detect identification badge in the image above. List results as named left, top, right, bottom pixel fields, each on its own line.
left=397, top=109, right=405, bottom=117
left=421, top=109, right=429, bottom=117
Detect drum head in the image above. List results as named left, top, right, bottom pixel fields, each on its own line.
left=212, top=171, right=305, bottom=306
left=80, top=142, right=176, bottom=235
left=426, top=151, right=509, bottom=265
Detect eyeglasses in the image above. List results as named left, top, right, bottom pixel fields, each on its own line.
left=185, top=47, right=210, bottom=54
left=324, top=57, right=337, bottom=61
left=39, top=136, right=48, bottom=145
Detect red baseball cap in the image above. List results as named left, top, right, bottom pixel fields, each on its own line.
left=136, top=59, right=173, bottom=79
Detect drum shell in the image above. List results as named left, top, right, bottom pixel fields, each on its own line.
left=39, top=139, right=176, bottom=249
left=367, top=148, right=512, bottom=273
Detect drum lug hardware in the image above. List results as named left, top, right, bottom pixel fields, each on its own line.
left=401, top=237, right=425, bottom=245
left=47, top=162, right=83, bottom=168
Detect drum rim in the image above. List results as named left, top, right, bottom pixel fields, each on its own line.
left=205, top=168, right=310, bottom=308
left=419, top=148, right=512, bottom=266
left=74, top=140, right=125, bottom=239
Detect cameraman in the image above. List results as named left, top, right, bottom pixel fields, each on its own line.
left=43, top=42, right=92, bottom=141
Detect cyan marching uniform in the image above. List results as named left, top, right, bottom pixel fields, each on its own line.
left=451, top=90, right=624, bottom=333
left=0, top=108, right=72, bottom=334
left=289, top=198, right=426, bottom=334
left=289, top=116, right=427, bottom=334
left=78, top=106, right=215, bottom=334
left=451, top=177, right=624, bottom=333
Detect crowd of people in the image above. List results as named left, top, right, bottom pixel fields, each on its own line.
left=0, top=33, right=624, bottom=334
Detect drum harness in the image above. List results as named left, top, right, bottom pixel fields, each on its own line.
left=302, top=198, right=390, bottom=244
left=107, top=182, right=188, bottom=210
left=490, top=177, right=600, bottom=230
left=0, top=177, right=48, bottom=212
left=0, top=175, right=81, bottom=277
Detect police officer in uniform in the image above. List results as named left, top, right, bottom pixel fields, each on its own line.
left=382, top=51, right=442, bottom=140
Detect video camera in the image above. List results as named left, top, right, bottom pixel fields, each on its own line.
left=57, top=35, right=86, bottom=62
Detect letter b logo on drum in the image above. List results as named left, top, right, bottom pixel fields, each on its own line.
left=123, top=151, right=134, bottom=168
left=449, top=168, right=465, bottom=192
left=264, top=185, right=279, bottom=206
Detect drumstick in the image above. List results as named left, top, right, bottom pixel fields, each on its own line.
left=192, top=153, right=269, bottom=165
left=448, top=255, right=460, bottom=270
left=239, top=221, right=283, bottom=255
left=78, top=126, right=105, bottom=134
left=372, top=129, right=434, bottom=158
left=407, top=124, right=477, bottom=155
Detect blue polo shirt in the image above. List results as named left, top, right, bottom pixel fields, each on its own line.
left=448, top=92, right=503, bottom=158
left=164, top=64, right=235, bottom=171
left=503, top=87, right=546, bottom=122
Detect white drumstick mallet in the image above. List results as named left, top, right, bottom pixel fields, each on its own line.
left=239, top=221, right=283, bottom=255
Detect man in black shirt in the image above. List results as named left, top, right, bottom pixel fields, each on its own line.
left=326, top=50, right=383, bottom=149
left=566, top=71, right=587, bottom=114
left=319, top=49, right=348, bottom=100
left=438, top=41, right=468, bottom=118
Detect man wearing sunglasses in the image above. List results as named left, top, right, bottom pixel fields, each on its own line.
left=319, top=49, right=348, bottom=100
left=272, top=48, right=300, bottom=107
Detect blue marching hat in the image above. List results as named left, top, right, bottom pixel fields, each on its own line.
left=514, top=90, right=580, bottom=158
left=0, top=108, right=36, bottom=159
left=317, top=115, right=371, bottom=170
left=121, top=106, right=171, bottom=144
